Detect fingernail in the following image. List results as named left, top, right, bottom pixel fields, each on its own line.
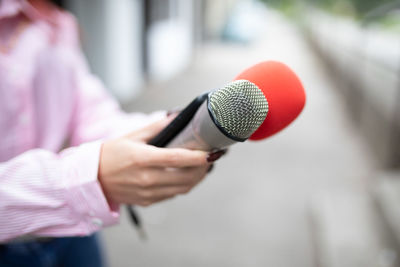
left=207, top=149, right=227, bottom=162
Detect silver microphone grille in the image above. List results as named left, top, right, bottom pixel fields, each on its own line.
left=208, top=79, right=269, bottom=140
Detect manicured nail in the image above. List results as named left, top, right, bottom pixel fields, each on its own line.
left=206, top=149, right=227, bottom=162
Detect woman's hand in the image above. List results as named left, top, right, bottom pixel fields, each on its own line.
left=98, top=117, right=213, bottom=207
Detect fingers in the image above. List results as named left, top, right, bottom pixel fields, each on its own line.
left=127, top=116, right=175, bottom=142
left=131, top=176, right=207, bottom=206
left=115, top=165, right=209, bottom=206
left=140, top=146, right=208, bottom=168
left=136, top=186, right=190, bottom=206
left=139, top=165, right=209, bottom=188
left=115, top=179, right=204, bottom=206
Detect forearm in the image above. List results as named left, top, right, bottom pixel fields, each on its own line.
left=0, top=141, right=119, bottom=243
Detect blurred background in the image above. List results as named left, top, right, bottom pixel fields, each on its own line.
left=60, top=0, right=399, bottom=266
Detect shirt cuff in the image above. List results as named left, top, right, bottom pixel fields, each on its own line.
left=65, top=140, right=120, bottom=235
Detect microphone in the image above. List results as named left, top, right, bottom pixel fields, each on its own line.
left=149, top=61, right=306, bottom=150
left=128, top=61, right=306, bottom=237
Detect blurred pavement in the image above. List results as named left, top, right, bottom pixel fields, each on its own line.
left=101, top=11, right=376, bottom=267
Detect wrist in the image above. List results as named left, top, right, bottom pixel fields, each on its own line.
left=97, top=142, right=117, bottom=205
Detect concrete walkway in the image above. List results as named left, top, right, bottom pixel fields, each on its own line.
left=101, top=11, right=376, bottom=267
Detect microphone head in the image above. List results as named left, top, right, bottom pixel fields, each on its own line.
left=235, top=61, right=306, bottom=140
left=208, top=80, right=269, bottom=140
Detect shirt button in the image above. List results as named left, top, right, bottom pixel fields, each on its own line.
left=91, top=218, right=103, bottom=227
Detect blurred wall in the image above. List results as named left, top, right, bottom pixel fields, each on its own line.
left=303, top=8, right=400, bottom=168
left=146, top=0, right=198, bottom=81
left=64, top=0, right=207, bottom=103
left=66, top=0, right=144, bottom=102
left=203, top=0, right=236, bottom=39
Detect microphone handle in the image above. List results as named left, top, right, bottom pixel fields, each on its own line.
left=166, top=100, right=237, bottom=151
left=148, top=93, right=208, bottom=148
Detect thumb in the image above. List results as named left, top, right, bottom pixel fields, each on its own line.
left=126, top=115, right=175, bottom=142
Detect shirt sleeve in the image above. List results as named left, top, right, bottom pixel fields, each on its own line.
left=61, top=14, right=165, bottom=146
left=68, top=54, right=166, bottom=146
left=0, top=140, right=118, bottom=242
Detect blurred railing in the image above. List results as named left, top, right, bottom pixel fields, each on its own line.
left=303, top=4, right=400, bottom=169
left=303, top=4, right=400, bottom=267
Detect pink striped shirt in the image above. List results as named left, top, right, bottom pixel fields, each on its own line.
left=0, top=0, right=162, bottom=242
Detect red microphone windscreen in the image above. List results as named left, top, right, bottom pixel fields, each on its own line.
left=235, top=61, right=306, bottom=140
